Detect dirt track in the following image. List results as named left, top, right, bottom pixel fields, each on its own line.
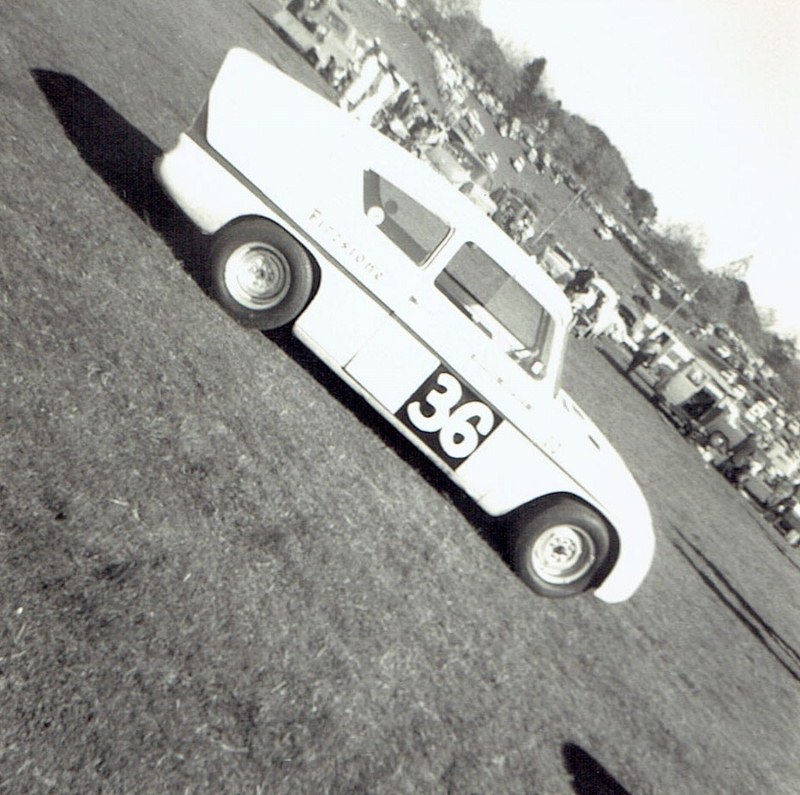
left=1, top=2, right=799, bottom=793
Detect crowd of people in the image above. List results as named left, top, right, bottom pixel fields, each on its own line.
left=332, top=38, right=452, bottom=158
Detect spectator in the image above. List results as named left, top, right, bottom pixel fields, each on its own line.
left=585, top=294, right=622, bottom=339
left=721, top=433, right=766, bottom=486
left=564, top=267, right=596, bottom=298
left=412, top=111, right=448, bottom=154
left=339, top=39, right=383, bottom=111
left=625, top=333, right=666, bottom=374
left=351, top=63, right=401, bottom=125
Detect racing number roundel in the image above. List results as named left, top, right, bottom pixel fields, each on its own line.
left=400, top=368, right=498, bottom=468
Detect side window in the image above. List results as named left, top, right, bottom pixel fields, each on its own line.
left=363, top=170, right=449, bottom=266
left=435, top=242, right=554, bottom=379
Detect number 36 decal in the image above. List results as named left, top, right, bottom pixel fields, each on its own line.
left=400, top=368, right=498, bottom=467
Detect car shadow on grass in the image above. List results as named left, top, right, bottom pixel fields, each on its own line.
left=31, top=68, right=514, bottom=567
left=562, top=743, right=631, bottom=795
left=31, top=69, right=208, bottom=283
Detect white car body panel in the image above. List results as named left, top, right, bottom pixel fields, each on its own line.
left=155, top=48, right=655, bottom=602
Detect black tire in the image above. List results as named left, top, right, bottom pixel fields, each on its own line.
left=511, top=499, right=612, bottom=598
left=207, top=218, right=315, bottom=330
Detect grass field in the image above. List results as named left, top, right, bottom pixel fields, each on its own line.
left=1, top=1, right=799, bottom=793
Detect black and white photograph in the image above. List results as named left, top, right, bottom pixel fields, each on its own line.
left=1, top=0, right=799, bottom=792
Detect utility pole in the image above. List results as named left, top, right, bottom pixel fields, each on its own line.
left=653, top=285, right=700, bottom=334
left=530, top=186, right=586, bottom=246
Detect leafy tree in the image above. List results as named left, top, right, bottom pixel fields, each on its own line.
left=626, top=183, right=657, bottom=225
left=764, top=333, right=799, bottom=372
left=510, top=57, right=547, bottom=116
left=577, top=140, right=629, bottom=195
left=424, top=0, right=481, bottom=16
left=762, top=334, right=800, bottom=410
left=756, top=306, right=777, bottom=328
left=517, top=92, right=553, bottom=124
left=693, top=273, right=768, bottom=352
left=545, top=111, right=630, bottom=195
left=647, top=224, right=704, bottom=279
left=464, top=27, right=520, bottom=101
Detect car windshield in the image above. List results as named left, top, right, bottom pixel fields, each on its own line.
left=435, top=242, right=554, bottom=379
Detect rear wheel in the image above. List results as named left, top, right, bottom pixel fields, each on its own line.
left=207, top=218, right=315, bottom=330
left=511, top=499, right=612, bottom=598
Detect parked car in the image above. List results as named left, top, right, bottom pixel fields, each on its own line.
left=711, top=343, right=732, bottom=360
left=156, top=48, right=656, bottom=602
left=764, top=500, right=800, bottom=545
left=459, top=107, right=485, bottom=142
left=483, top=150, right=499, bottom=173
left=594, top=226, right=613, bottom=241
left=645, top=282, right=661, bottom=301
left=273, top=0, right=363, bottom=73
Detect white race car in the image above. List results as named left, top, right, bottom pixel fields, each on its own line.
left=155, top=49, right=656, bottom=602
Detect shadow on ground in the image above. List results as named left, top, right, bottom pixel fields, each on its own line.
left=31, top=68, right=510, bottom=562
left=31, top=69, right=208, bottom=275
left=562, top=743, right=631, bottom=795
left=594, top=345, right=655, bottom=406
left=672, top=525, right=800, bottom=683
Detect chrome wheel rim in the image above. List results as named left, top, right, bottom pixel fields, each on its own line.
left=224, top=243, right=291, bottom=310
left=530, top=524, right=596, bottom=585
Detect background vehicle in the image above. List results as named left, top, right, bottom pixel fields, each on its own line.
left=458, top=107, right=485, bottom=142
left=273, top=0, right=363, bottom=72
left=423, top=139, right=497, bottom=215
left=766, top=502, right=800, bottom=545
left=651, top=359, right=732, bottom=437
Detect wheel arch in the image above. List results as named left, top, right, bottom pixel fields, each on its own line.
left=211, top=213, right=323, bottom=303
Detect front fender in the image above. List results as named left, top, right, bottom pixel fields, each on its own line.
left=464, top=422, right=655, bottom=603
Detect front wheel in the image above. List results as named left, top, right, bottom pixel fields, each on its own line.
left=207, top=218, right=315, bottom=330
left=511, top=500, right=612, bottom=598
